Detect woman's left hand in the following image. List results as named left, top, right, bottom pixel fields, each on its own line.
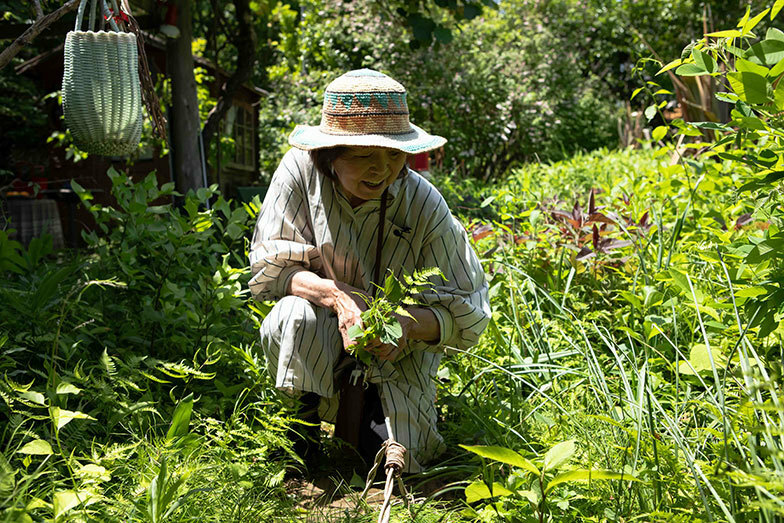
left=366, top=313, right=414, bottom=362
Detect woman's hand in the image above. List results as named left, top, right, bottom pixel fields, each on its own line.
left=287, top=271, right=440, bottom=361
left=366, top=307, right=440, bottom=362
left=331, top=281, right=370, bottom=351
left=365, top=313, right=414, bottom=362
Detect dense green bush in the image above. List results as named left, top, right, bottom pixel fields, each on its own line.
left=0, top=171, right=300, bottom=521
left=257, top=0, right=621, bottom=180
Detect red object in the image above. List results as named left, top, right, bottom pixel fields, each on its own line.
left=409, top=152, right=429, bottom=172
left=104, top=7, right=129, bottom=23
left=10, top=177, right=47, bottom=198
left=164, top=3, right=178, bottom=25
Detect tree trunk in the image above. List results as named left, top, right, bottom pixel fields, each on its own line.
left=200, top=0, right=257, bottom=150
left=166, top=0, right=202, bottom=195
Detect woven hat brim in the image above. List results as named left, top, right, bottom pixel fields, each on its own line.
left=288, top=123, right=446, bottom=154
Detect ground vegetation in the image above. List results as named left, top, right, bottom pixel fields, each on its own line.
left=2, top=1, right=784, bottom=522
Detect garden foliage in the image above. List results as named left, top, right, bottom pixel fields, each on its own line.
left=3, top=1, right=784, bottom=522
left=0, top=173, right=301, bottom=521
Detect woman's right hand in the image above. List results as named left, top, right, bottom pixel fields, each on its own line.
left=332, top=281, right=370, bottom=351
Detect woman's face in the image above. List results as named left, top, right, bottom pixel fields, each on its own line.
left=332, top=146, right=407, bottom=206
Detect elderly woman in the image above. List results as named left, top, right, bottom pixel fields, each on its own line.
left=249, top=69, right=490, bottom=473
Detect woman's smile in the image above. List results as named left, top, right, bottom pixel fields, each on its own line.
left=332, top=146, right=408, bottom=206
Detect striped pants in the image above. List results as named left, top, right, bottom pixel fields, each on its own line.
left=259, top=295, right=447, bottom=472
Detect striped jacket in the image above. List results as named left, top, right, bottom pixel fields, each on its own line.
left=249, top=147, right=490, bottom=470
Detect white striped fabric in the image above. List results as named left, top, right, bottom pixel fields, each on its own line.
left=249, top=147, right=491, bottom=472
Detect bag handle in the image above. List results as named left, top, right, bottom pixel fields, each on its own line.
left=74, top=0, right=122, bottom=32
left=372, top=188, right=389, bottom=297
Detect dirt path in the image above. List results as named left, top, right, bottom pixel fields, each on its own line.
left=284, top=458, right=464, bottom=521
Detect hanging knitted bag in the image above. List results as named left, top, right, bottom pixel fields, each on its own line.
left=62, top=0, right=142, bottom=156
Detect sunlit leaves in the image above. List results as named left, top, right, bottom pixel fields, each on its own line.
left=543, top=440, right=577, bottom=472
left=17, top=440, right=53, bottom=456
left=727, top=72, right=770, bottom=104
left=50, top=407, right=96, bottom=431
left=165, top=393, right=194, bottom=443
left=460, top=445, right=540, bottom=476
left=652, top=126, right=668, bottom=141
left=545, top=470, right=642, bottom=493
left=692, top=49, right=716, bottom=74
left=347, top=268, right=444, bottom=363
left=773, top=0, right=784, bottom=20
left=465, top=481, right=513, bottom=503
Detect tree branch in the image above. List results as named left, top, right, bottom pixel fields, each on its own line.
left=200, top=0, right=257, bottom=148
left=0, top=0, right=81, bottom=71
left=33, top=0, right=45, bottom=20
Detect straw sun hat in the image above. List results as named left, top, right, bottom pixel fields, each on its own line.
left=288, top=69, right=446, bottom=154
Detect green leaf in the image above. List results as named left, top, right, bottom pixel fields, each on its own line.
left=166, top=393, right=194, bottom=443
left=543, top=440, right=577, bottom=471
left=770, top=57, right=784, bottom=79
left=745, top=237, right=784, bottom=263
left=226, top=222, right=244, bottom=240
left=644, top=105, right=657, bottom=121
left=53, top=490, right=83, bottom=520
left=715, top=92, right=739, bottom=104
left=678, top=343, right=728, bottom=375
left=737, top=6, right=751, bottom=28
left=619, top=291, right=642, bottom=309
left=70, top=179, right=92, bottom=201
left=776, top=78, right=784, bottom=110
left=727, top=72, right=770, bottom=104
left=692, top=49, right=716, bottom=74
left=745, top=39, right=784, bottom=68
left=75, top=464, right=111, bottom=482
left=382, top=319, right=403, bottom=344
left=408, top=14, right=435, bottom=41
left=675, top=63, right=708, bottom=76
left=706, top=29, right=743, bottom=38
left=773, top=0, right=784, bottom=20
left=0, top=452, right=14, bottom=498
left=50, top=407, right=95, bottom=431
left=463, top=4, right=481, bottom=19
left=55, top=382, right=82, bottom=395
left=668, top=268, right=702, bottom=302
left=691, top=121, right=729, bottom=131
left=651, top=126, right=667, bottom=141
left=480, top=195, right=496, bottom=208
left=736, top=286, right=768, bottom=298
left=742, top=8, right=770, bottom=35
left=465, top=481, right=513, bottom=503
left=17, top=440, right=52, bottom=456
left=383, top=273, right=404, bottom=302
left=395, top=306, right=414, bottom=320
left=19, top=391, right=45, bottom=405
left=737, top=58, right=770, bottom=76
left=347, top=324, right=364, bottom=340
left=656, top=58, right=682, bottom=76
left=769, top=27, right=784, bottom=42
left=545, top=469, right=641, bottom=494
left=433, top=26, right=453, bottom=44
left=459, top=445, right=540, bottom=475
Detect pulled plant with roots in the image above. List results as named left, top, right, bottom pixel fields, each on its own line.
left=347, top=267, right=445, bottom=365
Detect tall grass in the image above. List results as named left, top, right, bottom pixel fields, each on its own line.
left=436, top=147, right=784, bottom=521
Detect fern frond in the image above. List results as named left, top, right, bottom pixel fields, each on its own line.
left=101, top=349, right=117, bottom=377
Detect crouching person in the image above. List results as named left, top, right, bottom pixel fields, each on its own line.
left=248, top=69, right=491, bottom=474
